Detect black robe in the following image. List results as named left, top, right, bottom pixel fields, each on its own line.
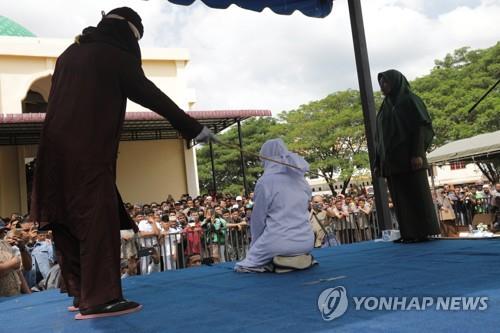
left=30, top=34, right=202, bottom=308
left=32, top=41, right=202, bottom=233
left=375, top=70, right=440, bottom=240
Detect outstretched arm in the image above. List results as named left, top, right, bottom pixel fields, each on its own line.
left=120, top=59, right=203, bottom=140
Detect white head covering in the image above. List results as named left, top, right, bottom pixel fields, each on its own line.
left=260, top=138, right=309, bottom=177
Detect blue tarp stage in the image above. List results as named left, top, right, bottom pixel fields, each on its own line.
left=1, top=239, right=499, bottom=333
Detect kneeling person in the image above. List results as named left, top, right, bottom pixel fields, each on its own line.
left=235, top=139, right=315, bottom=273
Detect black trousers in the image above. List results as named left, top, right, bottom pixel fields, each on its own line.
left=52, top=212, right=123, bottom=309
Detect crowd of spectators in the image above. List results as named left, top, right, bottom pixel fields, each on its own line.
left=0, top=215, right=58, bottom=297
left=309, top=191, right=383, bottom=247
left=0, top=190, right=379, bottom=298
left=435, top=182, right=500, bottom=235
left=120, top=189, right=390, bottom=275
left=1, top=181, right=498, bottom=298
left=120, top=193, right=253, bottom=278
left=0, top=193, right=256, bottom=298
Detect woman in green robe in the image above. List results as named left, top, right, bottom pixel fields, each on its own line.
left=375, top=69, right=440, bottom=243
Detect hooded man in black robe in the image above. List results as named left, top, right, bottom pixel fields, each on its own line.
left=30, top=7, right=217, bottom=319
left=375, top=69, right=440, bottom=243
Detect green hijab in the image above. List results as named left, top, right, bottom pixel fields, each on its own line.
left=376, top=69, right=434, bottom=159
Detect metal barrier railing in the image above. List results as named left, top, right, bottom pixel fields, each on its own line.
left=132, top=226, right=251, bottom=274
left=435, top=199, right=498, bottom=227
left=325, top=211, right=382, bottom=245
left=126, top=211, right=387, bottom=274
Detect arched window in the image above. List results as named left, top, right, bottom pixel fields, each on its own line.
left=22, top=74, right=51, bottom=113
left=22, top=90, right=47, bottom=113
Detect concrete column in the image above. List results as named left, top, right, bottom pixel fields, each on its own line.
left=16, top=145, right=37, bottom=213
left=0, top=146, right=21, bottom=216
left=183, top=144, right=200, bottom=197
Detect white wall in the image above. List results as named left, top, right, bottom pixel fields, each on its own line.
left=0, top=36, right=200, bottom=213
left=0, top=36, right=196, bottom=114
left=431, top=163, right=486, bottom=186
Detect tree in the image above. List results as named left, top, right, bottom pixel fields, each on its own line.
left=196, top=117, right=277, bottom=195
left=412, top=43, right=500, bottom=147
left=412, top=43, right=500, bottom=182
left=196, top=43, right=499, bottom=193
left=475, top=158, right=499, bottom=184
left=274, top=90, right=379, bottom=194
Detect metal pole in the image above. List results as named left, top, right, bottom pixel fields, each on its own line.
left=209, top=140, right=217, bottom=194
left=237, top=120, right=249, bottom=196
left=348, top=0, right=392, bottom=230
left=429, top=165, right=440, bottom=224
left=430, top=165, right=437, bottom=195
left=467, top=78, right=500, bottom=113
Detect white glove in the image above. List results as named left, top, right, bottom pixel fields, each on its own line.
left=195, top=126, right=219, bottom=144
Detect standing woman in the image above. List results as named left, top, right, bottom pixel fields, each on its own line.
left=375, top=69, right=440, bottom=243
left=437, top=189, right=457, bottom=237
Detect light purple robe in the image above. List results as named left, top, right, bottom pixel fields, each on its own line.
left=235, top=139, right=314, bottom=269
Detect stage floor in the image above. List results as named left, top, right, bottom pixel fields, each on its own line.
left=1, top=239, right=499, bottom=333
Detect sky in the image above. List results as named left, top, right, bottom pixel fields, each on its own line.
left=1, top=0, right=499, bottom=114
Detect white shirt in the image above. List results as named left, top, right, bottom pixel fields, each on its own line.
left=162, top=227, right=182, bottom=256
left=138, top=219, right=161, bottom=247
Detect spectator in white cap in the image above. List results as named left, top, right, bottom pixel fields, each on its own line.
left=233, top=196, right=243, bottom=209
left=205, top=196, right=214, bottom=208
left=481, top=184, right=494, bottom=213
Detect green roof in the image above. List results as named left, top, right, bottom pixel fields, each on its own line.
left=0, top=16, right=35, bottom=37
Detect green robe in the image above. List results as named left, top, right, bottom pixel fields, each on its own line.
left=375, top=70, right=440, bottom=239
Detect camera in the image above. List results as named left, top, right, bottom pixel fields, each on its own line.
left=313, top=203, right=323, bottom=211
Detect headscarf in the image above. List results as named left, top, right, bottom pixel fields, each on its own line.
left=376, top=69, right=434, bottom=158
left=260, top=139, right=309, bottom=177
left=75, top=7, right=143, bottom=60
left=378, top=69, right=410, bottom=106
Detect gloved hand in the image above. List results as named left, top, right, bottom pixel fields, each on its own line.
left=195, top=126, right=219, bottom=144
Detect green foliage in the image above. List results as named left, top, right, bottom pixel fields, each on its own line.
left=412, top=43, right=500, bottom=147
left=196, top=117, right=277, bottom=195
left=196, top=43, right=500, bottom=194
left=275, top=90, right=379, bottom=193
left=196, top=91, right=381, bottom=195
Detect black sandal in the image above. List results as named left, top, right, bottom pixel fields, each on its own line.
left=67, top=296, right=80, bottom=312
left=75, top=299, right=142, bottom=320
